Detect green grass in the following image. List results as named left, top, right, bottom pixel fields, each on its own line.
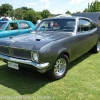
left=0, top=52, right=100, bottom=100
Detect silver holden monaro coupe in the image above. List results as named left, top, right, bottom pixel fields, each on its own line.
left=0, top=16, right=99, bottom=80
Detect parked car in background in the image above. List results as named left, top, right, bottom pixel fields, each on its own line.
left=0, top=20, right=35, bottom=38
left=0, top=16, right=99, bottom=80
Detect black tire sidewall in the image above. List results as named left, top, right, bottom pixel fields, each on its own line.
left=91, top=43, right=99, bottom=53
left=47, top=54, right=69, bottom=80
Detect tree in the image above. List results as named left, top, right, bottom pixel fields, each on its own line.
left=41, top=9, right=50, bottom=18
left=9, top=10, right=15, bottom=17
left=0, top=6, right=2, bottom=14
left=84, top=0, right=100, bottom=12
left=66, top=10, right=71, bottom=15
left=83, top=8, right=89, bottom=12
left=0, top=4, right=13, bottom=16
left=24, top=9, right=37, bottom=24
left=35, top=11, right=42, bottom=20
left=14, top=8, right=24, bottom=19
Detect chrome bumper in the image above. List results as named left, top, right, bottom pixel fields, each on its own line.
left=0, top=54, right=49, bottom=70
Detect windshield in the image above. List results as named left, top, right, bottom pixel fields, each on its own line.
left=35, top=19, right=75, bottom=32
left=0, top=22, right=7, bottom=30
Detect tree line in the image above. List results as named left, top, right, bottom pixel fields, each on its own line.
left=0, top=0, right=100, bottom=24
left=84, top=0, right=100, bottom=12
left=0, top=4, right=52, bottom=24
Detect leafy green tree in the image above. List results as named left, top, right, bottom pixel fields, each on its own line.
left=83, top=8, right=89, bottom=12
left=24, top=9, right=37, bottom=24
left=0, top=6, right=1, bottom=13
left=36, top=11, right=42, bottom=20
left=0, top=4, right=13, bottom=16
left=66, top=10, right=71, bottom=15
left=41, top=9, right=50, bottom=18
left=9, top=10, right=15, bottom=17
left=14, top=8, right=24, bottom=19
left=84, top=0, right=100, bottom=12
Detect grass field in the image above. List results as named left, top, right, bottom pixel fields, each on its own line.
left=0, top=52, right=100, bottom=100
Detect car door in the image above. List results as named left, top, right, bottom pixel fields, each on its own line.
left=19, top=22, right=32, bottom=35
left=76, top=18, right=96, bottom=57
left=0, top=21, right=8, bottom=38
left=3, top=22, right=19, bottom=37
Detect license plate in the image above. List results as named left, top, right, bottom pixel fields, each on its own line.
left=8, top=61, right=19, bottom=70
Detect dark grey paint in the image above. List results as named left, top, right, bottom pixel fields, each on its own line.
left=0, top=16, right=99, bottom=72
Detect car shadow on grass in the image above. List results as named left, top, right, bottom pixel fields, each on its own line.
left=69, top=52, right=94, bottom=70
left=0, top=63, right=51, bottom=95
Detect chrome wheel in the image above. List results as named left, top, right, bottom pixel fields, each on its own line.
left=97, top=41, right=100, bottom=52
left=97, top=46, right=100, bottom=52
left=91, top=42, right=100, bottom=53
left=54, top=58, right=67, bottom=76
left=47, top=54, right=69, bottom=80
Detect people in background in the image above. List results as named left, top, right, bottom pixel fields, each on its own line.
left=2, top=14, right=9, bottom=21
left=7, top=17, right=12, bottom=20
left=48, top=21, right=54, bottom=29
left=0, top=15, right=2, bottom=21
left=36, top=17, right=41, bottom=26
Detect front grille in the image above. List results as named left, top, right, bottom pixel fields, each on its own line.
left=13, top=48, right=31, bottom=60
left=0, top=46, right=32, bottom=60
left=0, top=46, right=9, bottom=56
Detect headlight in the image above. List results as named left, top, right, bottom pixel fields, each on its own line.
left=32, top=51, right=39, bottom=63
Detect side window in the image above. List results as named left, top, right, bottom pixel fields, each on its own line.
left=79, top=19, right=90, bottom=32
left=78, top=19, right=96, bottom=32
left=19, top=22, right=30, bottom=29
left=6, top=23, right=18, bottom=30
left=89, top=22, right=96, bottom=30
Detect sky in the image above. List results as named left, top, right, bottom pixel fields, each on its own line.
left=0, top=0, right=100, bottom=14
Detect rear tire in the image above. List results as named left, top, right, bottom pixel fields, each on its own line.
left=91, top=43, right=99, bottom=53
left=47, top=54, right=69, bottom=81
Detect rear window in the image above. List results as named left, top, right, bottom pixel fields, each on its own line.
left=19, top=22, right=30, bottom=29
left=0, top=22, right=7, bottom=30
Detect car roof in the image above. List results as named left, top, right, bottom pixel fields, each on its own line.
left=43, top=16, right=92, bottom=20
left=0, top=20, right=30, bottom=23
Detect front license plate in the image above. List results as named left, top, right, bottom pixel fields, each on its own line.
left=8, top=61, right=19, bottom=70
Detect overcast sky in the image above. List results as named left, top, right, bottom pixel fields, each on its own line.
left=0, top=0, right=100, bottom=14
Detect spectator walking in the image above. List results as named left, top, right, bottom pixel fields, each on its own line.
left=36, top=17, right=41, bottom=26
left=2, top=14, right=9, bottom=21
left=0, top=15, right=2, bottom=21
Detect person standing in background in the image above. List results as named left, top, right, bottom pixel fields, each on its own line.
left=2, top=14, right=9, bottom=21
left=0, top=15, right=2, bottom=21
left=36, top=17, right=41, bottom=26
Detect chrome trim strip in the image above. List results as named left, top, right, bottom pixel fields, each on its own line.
left=0, top=54, right=49, bottom=70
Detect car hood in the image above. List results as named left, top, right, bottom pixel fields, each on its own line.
left=0, top=31, right=72, bottom=50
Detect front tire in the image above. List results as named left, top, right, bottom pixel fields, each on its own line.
left=47, top=54, right=69, bottom=81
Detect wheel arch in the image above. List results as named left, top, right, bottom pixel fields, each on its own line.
left=57, top=49, right=71, bottom=62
